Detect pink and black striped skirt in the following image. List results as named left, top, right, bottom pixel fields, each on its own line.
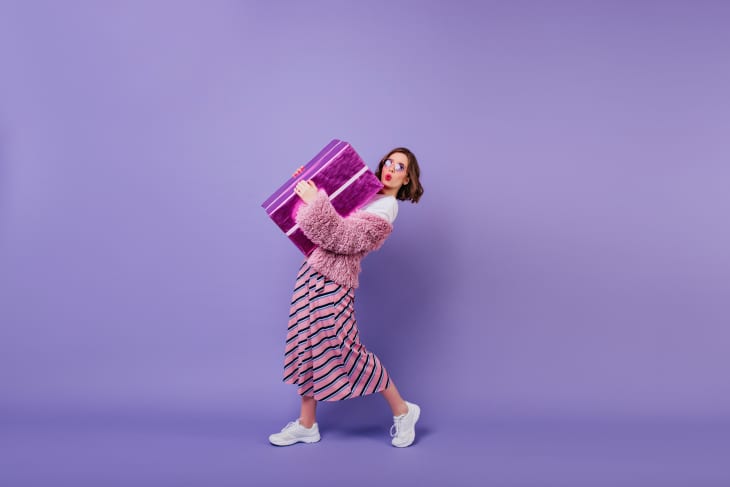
left=283, top=261, right=391, bottom=401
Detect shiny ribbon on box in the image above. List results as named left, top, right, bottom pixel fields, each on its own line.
left=262, top=139, right=383, bottom=256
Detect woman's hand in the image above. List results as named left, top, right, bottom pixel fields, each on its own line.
left=294, top=179, right=318, bottom=204
left=292, top=166, right=304, bottom=177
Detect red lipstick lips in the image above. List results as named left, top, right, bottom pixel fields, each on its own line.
left=385, top=174, right=392, bottom=181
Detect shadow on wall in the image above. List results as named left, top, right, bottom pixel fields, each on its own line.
left=0, top=127, right=8, bottom=224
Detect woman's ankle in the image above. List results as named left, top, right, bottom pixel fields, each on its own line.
left=392, top=401, right=408, bottom=417
left=299, top=418, right=316, bottom=429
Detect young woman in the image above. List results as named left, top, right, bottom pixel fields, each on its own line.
left=269, top=147, right=424, bottom=448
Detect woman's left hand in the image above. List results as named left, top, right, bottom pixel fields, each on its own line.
left=294, top=179, right=318, bottom=204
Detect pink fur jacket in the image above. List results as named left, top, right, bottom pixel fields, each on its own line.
left=296, top=190, right=393, bottom=288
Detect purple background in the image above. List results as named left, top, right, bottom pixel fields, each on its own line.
left=1, top=1, right=728, bottom=486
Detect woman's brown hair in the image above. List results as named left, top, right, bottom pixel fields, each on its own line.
left=374, top=147, right=424, bottom=203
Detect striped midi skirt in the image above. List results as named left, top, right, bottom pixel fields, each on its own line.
left=283, top=262, right=391, bottom=401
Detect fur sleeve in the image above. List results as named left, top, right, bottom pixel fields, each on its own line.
left=296, top=191, right=393, bottom=255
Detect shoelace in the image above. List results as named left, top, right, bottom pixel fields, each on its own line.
left=282, top=421, right=298, bottom=432
left=390, top=416, right=404, bottom=437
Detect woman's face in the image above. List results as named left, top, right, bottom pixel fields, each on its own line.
left=380, top=151, right=410, bottom=191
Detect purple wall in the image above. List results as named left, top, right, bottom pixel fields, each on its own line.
left=1, top=0, right=728, bottom=428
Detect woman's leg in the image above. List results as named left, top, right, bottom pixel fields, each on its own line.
left=299, top=395, right=317, bottom=428
left=380, top=381, right=408, bottom=416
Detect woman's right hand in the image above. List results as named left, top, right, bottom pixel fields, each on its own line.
left=294, top=179, right=318, bottom=204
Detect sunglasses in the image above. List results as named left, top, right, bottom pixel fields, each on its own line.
left=383, top=159, right=407, bottom=172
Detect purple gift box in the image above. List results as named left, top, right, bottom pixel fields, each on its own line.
left=262, top=139, right=384, bottom=256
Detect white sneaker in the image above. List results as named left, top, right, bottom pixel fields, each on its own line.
left=269, top=420, right=321, bottom=446
left=390, top=401, right=420, bottom=447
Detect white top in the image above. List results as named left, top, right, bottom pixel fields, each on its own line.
left=360, top=193, right=398, bottom=224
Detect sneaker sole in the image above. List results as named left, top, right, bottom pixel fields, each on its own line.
left=269, top=434, right=321, bottom=447
left=392, top=404, right=420, bottom=448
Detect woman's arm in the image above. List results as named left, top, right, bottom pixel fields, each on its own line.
left=296, top=190, right=393, bottom=255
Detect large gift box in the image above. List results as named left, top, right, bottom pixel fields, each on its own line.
left=261, top=139, right=384, bottom=256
